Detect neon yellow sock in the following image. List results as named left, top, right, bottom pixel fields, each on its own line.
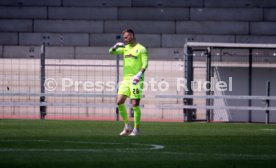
left=118, top=104, right=128, bottom=124
left=133, top=106, right=141, bottom=129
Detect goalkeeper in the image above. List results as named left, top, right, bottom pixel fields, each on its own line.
left=109, top=29, right=148, bottom=136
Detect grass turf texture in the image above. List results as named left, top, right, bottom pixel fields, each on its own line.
left=0, top=120, right=276, bottom=168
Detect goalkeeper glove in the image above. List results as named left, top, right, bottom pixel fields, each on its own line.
left=132, top=71, right=143, bottom=85
left=112, top=42, right=125, bottom=50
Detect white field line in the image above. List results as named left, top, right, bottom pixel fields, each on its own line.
left=0, top=139, right=164, bottom=151
left=1, top=148, right=275, bottom=159
left=1, top=140, right=275, bottom=159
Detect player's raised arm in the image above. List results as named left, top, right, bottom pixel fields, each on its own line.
left=109, top=42, right=125, bottom=55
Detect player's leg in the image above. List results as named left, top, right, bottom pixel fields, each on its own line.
left=117, top=94, right=128, bottom=124
left=129, top=81, right=143, bottom=136
left=132, top=98, right=141, bottom=129
left=117, top=80, right=132, bottom=135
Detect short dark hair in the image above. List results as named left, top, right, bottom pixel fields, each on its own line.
left=122, top=29, right=135, bottom=37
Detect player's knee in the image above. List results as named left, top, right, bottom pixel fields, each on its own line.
left=117, top=101, right=122, bottom=105
left=131, top=99, right=140, bottom=107
left=117, top=100, right=124, bottom=105
left=132, top=102, right=139, bottom=107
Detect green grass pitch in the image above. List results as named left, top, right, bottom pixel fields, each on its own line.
left=0, top=119, right=276, bottom=168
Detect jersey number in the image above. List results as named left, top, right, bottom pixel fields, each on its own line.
left=132, top=89, right=139, bottom=95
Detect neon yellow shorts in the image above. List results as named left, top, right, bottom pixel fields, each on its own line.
left=118, top=78, right=144, bottom=99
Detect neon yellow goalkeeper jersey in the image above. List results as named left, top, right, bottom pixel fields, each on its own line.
left=109, top=43, right=148, bottom=79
